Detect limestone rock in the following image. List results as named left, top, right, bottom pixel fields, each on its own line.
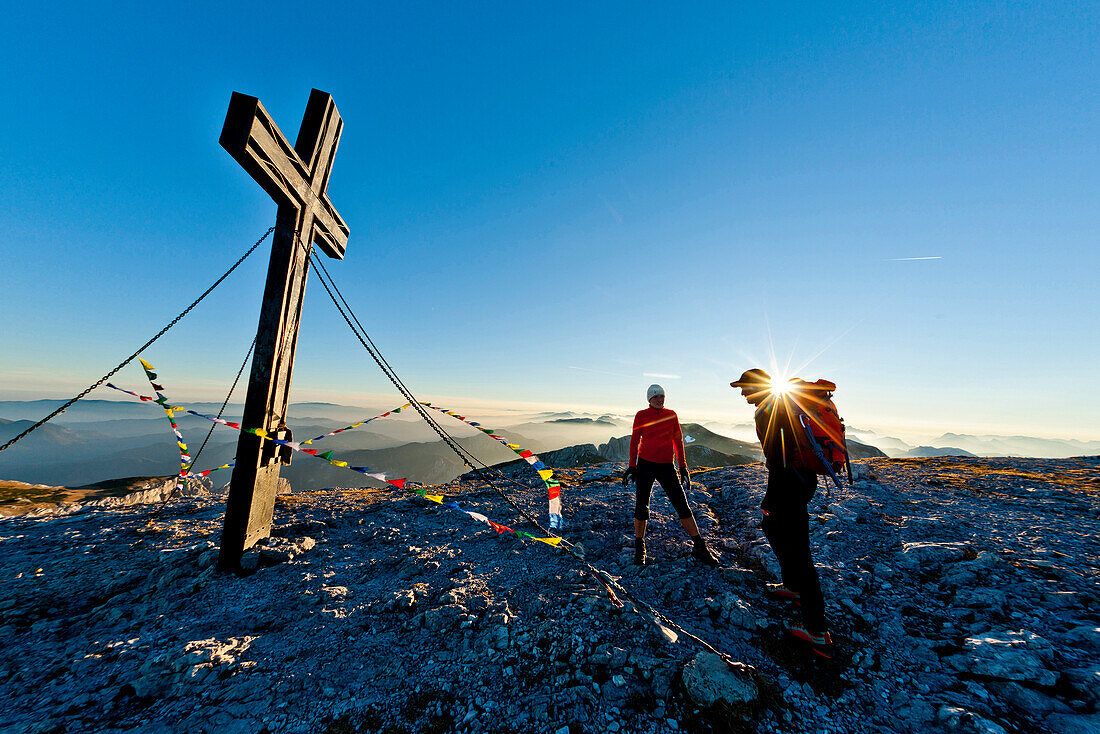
left=934, top=705, right=1009, bottom=734
left=2, top=455, right=1097, bottom=734
left=948, top=630, right=1057, bottom=687
left=681, top=652, right=758, bottom=708
left=899, top=541, right=971, bottom=570
left=1042, top=714, right=1100, bottom=734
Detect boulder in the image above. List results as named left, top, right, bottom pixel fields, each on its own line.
left=934, top=705, right=1009, bottom=734
left=899, top=541, right=972, bottom=570
left=947, top=630, right=1057, bottom=687
left=953, top=587, right=1008, bottom=614
left=1064, top=625, right=1100, bottom=653
left=984, top=681, right=1071, bottom=717
left=598, top=436, right=631, bottom=462
left=1042, top=714, right=1100, bottom=734
left=1062, top=667, right=1100, bottom=707
left=579, top=465, right=621, bottom=482
left=681, top=652, right=758, bottom=708
left=717, top=593, right=763, bottom=630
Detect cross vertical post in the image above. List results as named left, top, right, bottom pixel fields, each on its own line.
left=216, top=89, right=349, bottom=570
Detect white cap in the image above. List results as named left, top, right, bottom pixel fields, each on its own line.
left=647, top=384, right=665, bottom=400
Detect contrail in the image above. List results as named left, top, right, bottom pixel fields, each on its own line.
left=887, top=256, right=942, bottom=261
left=599, top=195, right=623, bottom=223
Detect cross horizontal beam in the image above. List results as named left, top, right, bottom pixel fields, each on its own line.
left=220, top=92, right=350, bottom=259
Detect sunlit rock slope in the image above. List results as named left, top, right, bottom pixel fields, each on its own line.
left=0, top=456, right=1097, bottom=734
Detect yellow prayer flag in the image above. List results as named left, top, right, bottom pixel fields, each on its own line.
left=538, top=469, right=554, bottom=481
left=424, top=494, right=444, bottom=503
left=139, top=358, right=154, bottom=370
left=254, top=429, right=268, bottom=438
left=530, top=536, right=563, bottom=546
left=506, top=444, right=520, bottom=450
left=330, top=460, right=348, bottom=467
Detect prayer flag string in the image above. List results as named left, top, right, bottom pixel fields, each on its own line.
left=416, top=403, right=564, bottom=530
left=299, top=403, right=412, bottom=445
left=137, top=358, right=190, bottom=491
left=103, top=382, right=564, bottom=548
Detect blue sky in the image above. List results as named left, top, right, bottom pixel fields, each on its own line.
left=1, top=2, right=1097, bottom=441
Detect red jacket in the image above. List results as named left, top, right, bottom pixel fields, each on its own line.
left=629, top=407, right=686, bottom=467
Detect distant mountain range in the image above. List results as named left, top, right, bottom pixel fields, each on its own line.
left=928, top=433, right=1100, bottom=458
left=681, top=423, right=763, bottom=460
left=546, top=416, right=618, bottom=426
left=0, top=399, right=1093, bottom=491
left=899, top=446, right=978, bottom=458
left=846, top=428, right=1099, bottom=459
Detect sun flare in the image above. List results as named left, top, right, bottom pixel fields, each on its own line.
left=768, top=377, right=792, bottom=396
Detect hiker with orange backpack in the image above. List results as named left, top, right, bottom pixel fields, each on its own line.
left=623, top=384, right=719, bottom=567
left=731, top=369, right=849, bottom=647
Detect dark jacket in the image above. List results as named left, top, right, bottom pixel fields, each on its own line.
left=753, top=395, right=814, bottom=471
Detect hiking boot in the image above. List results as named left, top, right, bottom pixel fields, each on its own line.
left=785, top=623, right=832, bottom=646
left=691, top=537, right=719, bottom=568
left=633, top=538, right=646, bottom=566
left=766, top=583, right=801, bottom=602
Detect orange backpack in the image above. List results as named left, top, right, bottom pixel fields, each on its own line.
left=788, top=380, right=849, bottom=479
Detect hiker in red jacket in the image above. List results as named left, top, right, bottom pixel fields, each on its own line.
left=732, top=368, right=831, bottom=647
left=623, top=384, right=719, bottom=567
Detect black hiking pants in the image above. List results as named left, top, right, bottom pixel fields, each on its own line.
left=761, top=466, right=826, bottom=634
left=634, top=459, right=694, bottom=521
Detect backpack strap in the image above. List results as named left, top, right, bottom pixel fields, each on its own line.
left=797, top=411, right=844, bottom=493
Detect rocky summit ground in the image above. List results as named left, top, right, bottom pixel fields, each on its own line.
left=1, top=456, right=1098, bottom=734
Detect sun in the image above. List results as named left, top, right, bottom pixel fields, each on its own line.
left=768, top=376, right=793, bottom=396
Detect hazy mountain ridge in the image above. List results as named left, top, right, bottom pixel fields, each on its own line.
left=0, top=399, right=1091, bottom=492
left=547, top=417, right=619, bottom=426
left=845, top=439, right=888, bottom=459
left=847, top=428, right=1098, bottom=459
left=899, top=446, right=978, bottom=458
left=930, top=432, right=1100, bottom=458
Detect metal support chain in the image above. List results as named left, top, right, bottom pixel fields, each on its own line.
left=188, top=336, right=257, bottom=471
left=306, top=252, right=553, bottom=532
left=307, top=252, right=750, bottom=672
left=0, top=227, right=275, bottom=455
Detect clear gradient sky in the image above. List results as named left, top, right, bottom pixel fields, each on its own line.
left=1, top=2, right=1097, bottom=442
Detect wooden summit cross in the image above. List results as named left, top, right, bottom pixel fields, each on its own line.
left=217, top=89, right=349, bottom=570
